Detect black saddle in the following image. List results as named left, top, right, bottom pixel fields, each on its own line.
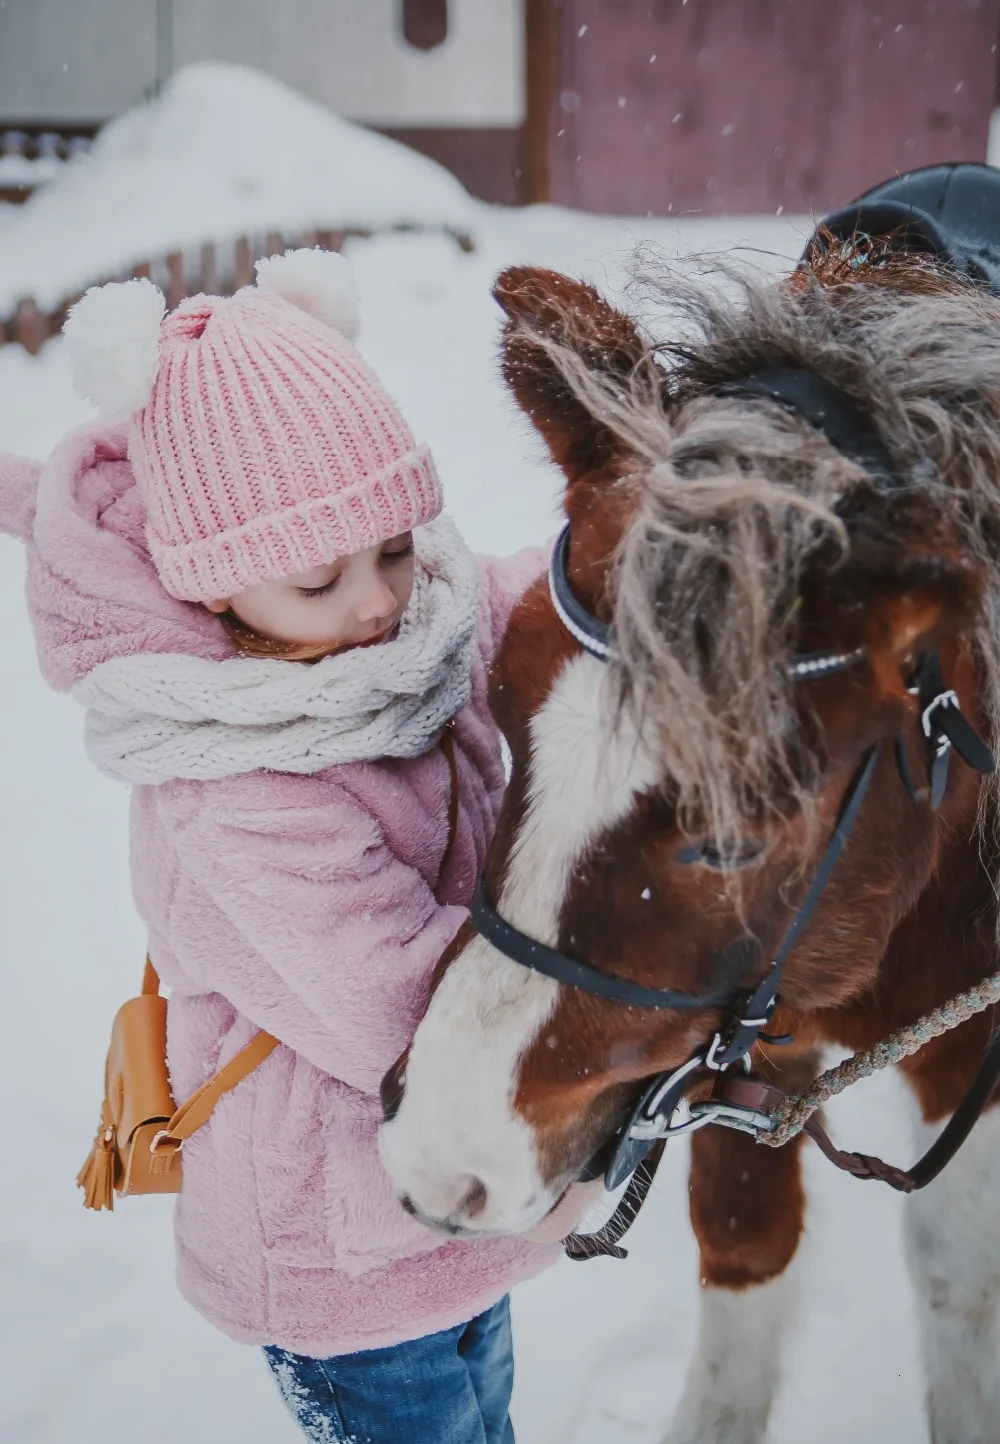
left=805, top=162, right=1000, bottom=294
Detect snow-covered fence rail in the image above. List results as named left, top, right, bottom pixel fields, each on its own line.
left=0, top=127, right=94, bottom=206
left=0, top=223, right=474, bottom=355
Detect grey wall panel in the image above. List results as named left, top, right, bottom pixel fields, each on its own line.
left=0, top=0, right=157, bottom=121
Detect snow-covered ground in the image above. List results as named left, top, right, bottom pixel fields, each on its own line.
left=0, top=81, right=936, bottom=1444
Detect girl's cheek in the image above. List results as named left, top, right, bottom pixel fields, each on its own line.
left=394, top=560, right=417, bottom=611
left=293, top=597, right=349, bottom=644
left=232, top=590, right=341, bottom=645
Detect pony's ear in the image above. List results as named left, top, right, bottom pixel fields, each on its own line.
left=493, top=266, right=652, bottom=485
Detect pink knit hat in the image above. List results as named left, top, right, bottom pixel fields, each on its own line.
left=62, top=250, right=443, bottom=602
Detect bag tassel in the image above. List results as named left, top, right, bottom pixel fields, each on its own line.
left=77, top=1122, right=116, bottom=1211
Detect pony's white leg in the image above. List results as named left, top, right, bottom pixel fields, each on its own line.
left=661, top=1081, right=809, bottom=1444
left=662, top=1266, right=798, bottom=1444
left=904, top=1103, right=1000, bottom=1444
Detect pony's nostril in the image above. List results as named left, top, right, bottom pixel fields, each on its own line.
left=380, top=1054, right=408, bottom=1122
left=461, top=1176, right=488, bottom=1219
left=395, top=1177, right=489, bottom=1228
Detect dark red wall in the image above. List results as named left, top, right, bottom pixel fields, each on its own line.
left=548, top=0, right=1000, bottom=216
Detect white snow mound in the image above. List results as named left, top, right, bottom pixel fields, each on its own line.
left=0, top=63, right=477, bottom=315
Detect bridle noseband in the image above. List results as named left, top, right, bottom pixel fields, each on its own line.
left=468, top=367, right=997, bottom=1209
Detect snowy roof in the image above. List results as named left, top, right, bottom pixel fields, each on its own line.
left=0, top=63, right=478, bottom=315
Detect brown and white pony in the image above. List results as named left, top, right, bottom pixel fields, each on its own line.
left=380, top=248, right=1000, bottom=1442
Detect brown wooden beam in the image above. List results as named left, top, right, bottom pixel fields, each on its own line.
left=521, top=0, right=561, bottom=204
left=378, top=127, right=522, bottom=205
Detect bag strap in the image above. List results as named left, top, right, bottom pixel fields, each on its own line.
left=162, top=1030, right=280, bottom=1145
left=141, top=957, right=280, bottom=1153
left=439, top=719, right=461, bottom=882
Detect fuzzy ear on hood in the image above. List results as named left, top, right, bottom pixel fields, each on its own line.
left=0, top=453, right=42, bottom=542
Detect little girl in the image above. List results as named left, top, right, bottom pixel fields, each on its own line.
left=0, top=250, right=560, bottom=1444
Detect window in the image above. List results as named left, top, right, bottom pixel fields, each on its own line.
left=401, top=0, right=448, bottom=51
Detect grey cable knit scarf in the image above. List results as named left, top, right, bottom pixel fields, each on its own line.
left=74, top=516, right=479, bottom=784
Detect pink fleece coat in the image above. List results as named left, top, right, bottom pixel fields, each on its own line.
left=0, top=424, right=558, bottom=1356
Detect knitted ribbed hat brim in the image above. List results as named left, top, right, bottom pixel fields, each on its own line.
left=150, top=445, right=442, bottom=601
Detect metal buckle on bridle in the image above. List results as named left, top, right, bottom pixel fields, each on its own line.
left=687, top=1096, right=780, bottom=1138
left=702, top=979, right=783, bottom=1072
left=704, top=1015, right=773, bottom=1072
left=922, top=689, right=959, bottom=758
left=627, top=1056, right=712, bottom=1142
left=627, top=1046, right=754, bottom=1145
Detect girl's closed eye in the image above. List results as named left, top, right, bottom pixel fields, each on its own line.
left=294, top=535, right=411, bottom=600
left=381, top=533, right=414, bottom=564
left=298, top=574, right=341, bottom=598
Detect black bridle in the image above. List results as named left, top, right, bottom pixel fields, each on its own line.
left=471, top=739, right=882, bottom=1190
left=468, top=367, right=997, bottom=1214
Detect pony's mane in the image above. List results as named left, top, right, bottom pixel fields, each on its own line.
left=548, top=250, right=1000, bottom=844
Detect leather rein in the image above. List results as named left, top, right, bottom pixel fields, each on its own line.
left=468, top=368, right=1000, bottom=1261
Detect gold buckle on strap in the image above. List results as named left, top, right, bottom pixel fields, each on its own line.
left=149, top=1129, right=182, bottom=1155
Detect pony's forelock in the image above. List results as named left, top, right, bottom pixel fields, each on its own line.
left=530, top=251, right=1000, bottom=847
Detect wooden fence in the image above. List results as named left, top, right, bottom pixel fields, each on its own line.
left=0, top=224, right=474, bottom=355
left=0, top=126, right=93, bottom=205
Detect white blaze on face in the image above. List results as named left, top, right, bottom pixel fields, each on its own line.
left=379, top=651, right=660, bottom=1234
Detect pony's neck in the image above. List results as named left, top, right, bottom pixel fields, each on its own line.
left=827, top=771, right=1000, bottom=1076
left=890, top=788, right=1000, bottom=989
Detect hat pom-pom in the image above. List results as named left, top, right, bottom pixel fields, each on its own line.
left=255, top=249, right=361, bottom=342
left=63, top=278, right=166, bottom=416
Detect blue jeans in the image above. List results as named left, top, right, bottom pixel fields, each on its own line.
left=263, top=1296, right=515, bottom=1444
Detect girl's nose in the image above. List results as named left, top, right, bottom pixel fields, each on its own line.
left=355, top=575, right=397, bottom=624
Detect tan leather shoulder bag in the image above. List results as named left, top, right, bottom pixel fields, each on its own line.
left=77, top=959, right=278, bottom=1210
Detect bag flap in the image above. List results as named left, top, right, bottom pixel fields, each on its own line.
left=104, top=993, right=177, bottom=1146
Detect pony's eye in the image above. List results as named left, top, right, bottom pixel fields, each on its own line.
left=677, top=839, right=764, bottom=871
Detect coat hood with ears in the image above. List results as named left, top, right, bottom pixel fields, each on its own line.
left=1, top=421, right=231, bottom=694
left=0, top=452, right=42, bottom=543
